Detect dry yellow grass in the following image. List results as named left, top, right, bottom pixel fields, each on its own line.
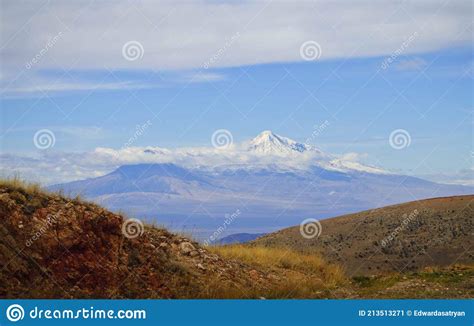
left=209, top=245, right=348, bottom=298
left=0, top=175, right=43, bottom=194
left=0, top=176, right=87, bottom=206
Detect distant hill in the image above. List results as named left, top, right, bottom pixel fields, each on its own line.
left=253, top=195, right=474, bottom=276
left=216, top=233, right=266, bottom=245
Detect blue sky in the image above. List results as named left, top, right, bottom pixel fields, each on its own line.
left=2, top=48, right=472, bottom=171
left=0, top=0, right=472, bottom=184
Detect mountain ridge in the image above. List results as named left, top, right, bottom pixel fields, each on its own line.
left=49, top=161, right=473, bottom=239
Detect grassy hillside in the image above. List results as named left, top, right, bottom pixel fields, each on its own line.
left=0, top=178, right=344, bottom=299
left=253, top=195, right=474, bottom=276
left=0, top=178, right=472, bottom=299
left=208, top=245, right=349, bottom=298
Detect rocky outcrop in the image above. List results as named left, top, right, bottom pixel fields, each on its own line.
left=0, top=184, right=270, bottom=298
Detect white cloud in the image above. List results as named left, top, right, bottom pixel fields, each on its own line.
left=1, top=137, right=384, bottom=185
left=339, top=152, right=368, bottom=162
left=1, top=1, right=471, bottom=95
left=55, top=126, right=105, bottom=139
left=420, top=168, right=474, bottom=186
left=4, top=133, right=471, bottom=186
left=179, top=72, right=226, bottom=83
left=395, top=57, right=428, bottom=71
left=1, top=1, right=471, bottom=77
left=5, top=80, right=153, bottom=95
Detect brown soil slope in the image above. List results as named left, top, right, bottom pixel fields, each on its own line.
left=253, top=195, right=474, bottom=276
left=0, top=182, right=275, bottom=298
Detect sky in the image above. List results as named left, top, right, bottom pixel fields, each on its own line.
left=0, top=0, right=472, bottom=185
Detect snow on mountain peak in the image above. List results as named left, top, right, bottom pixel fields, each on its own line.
left=120, top=130, right=386, bottom=174
left=247, top=130, right=319, bottom=155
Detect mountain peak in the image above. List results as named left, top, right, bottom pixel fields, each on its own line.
left=259, top=130, right=277, bottom=137
left=252, top=130, right=285, bottom=143
left=247, top=130, right=318, bottom=155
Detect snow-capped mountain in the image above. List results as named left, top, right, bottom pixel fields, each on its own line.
left=244, top=131, right=385, bottom=174
left=121, top=130, right=383, bottom=175
left=49, top=130, right=474, bottom=240
left=246, top=130, right=321, bottom=155
left=327, top=158, right=388, bottom=175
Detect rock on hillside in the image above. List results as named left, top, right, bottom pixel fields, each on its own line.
left=0, top=183, right=271, bottom=298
